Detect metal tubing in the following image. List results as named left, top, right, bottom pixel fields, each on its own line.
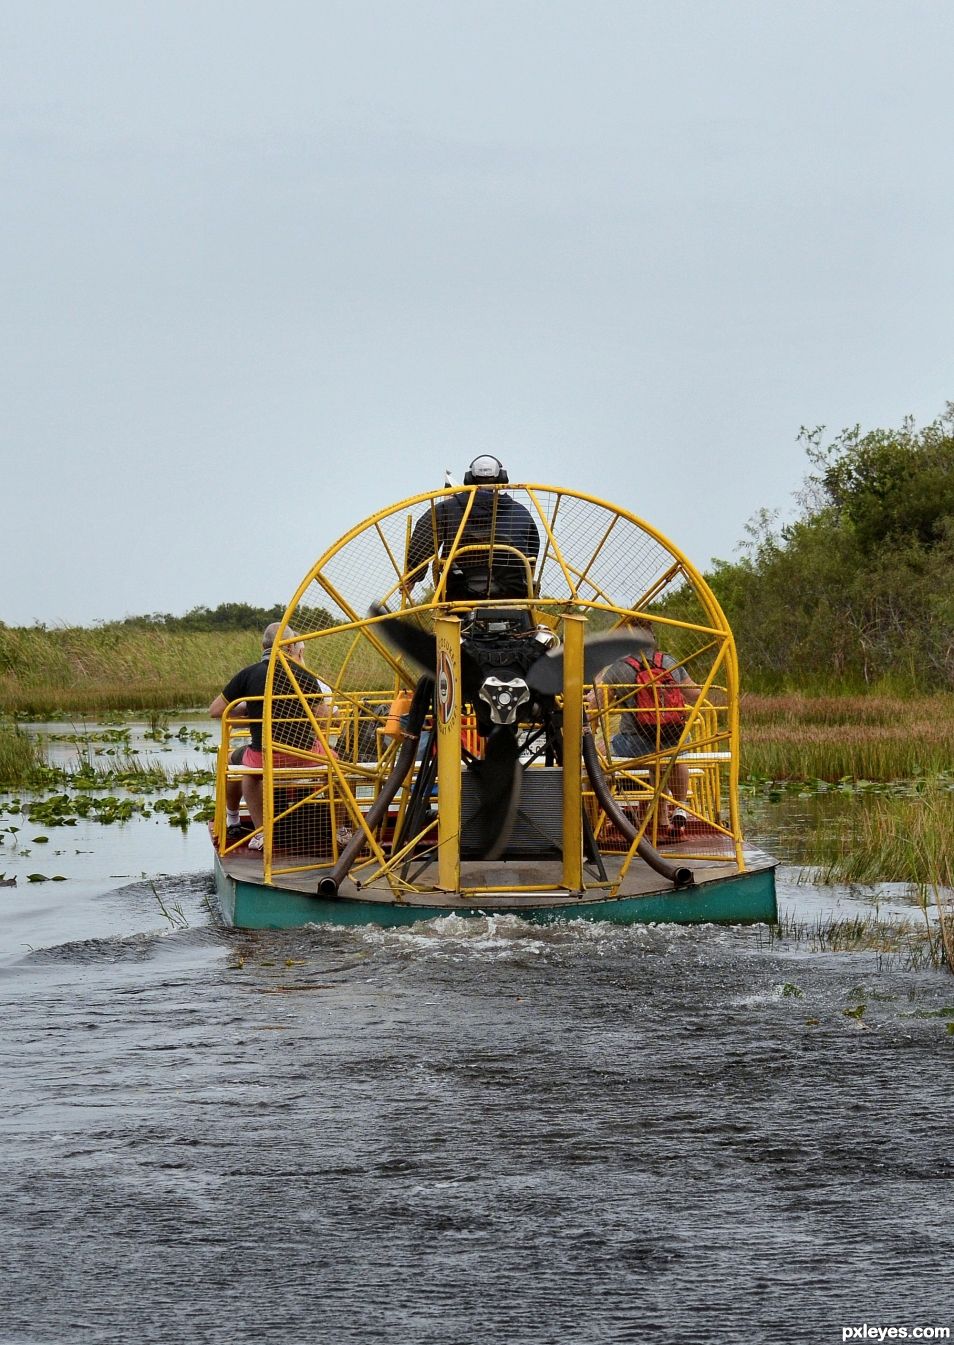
left=316, top=680, right=431, bottom=897
left=561, top=614, right=585, bottom=893
left=581, top=729, right=694, bottom=889
left=435, top=616, right=462, bottom=892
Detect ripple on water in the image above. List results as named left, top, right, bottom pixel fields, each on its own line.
left=0, top=873, right=952, bottom=1344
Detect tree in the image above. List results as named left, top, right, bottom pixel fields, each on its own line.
left=117, top=601, right=334, bottom=633
left=803, top=407, right=954, bottom=555
left=701, top=408, right=954, bottom=690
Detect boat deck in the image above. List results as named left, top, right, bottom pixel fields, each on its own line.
left=214, top=840, right=777, bottom=927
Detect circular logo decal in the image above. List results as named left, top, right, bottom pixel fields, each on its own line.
left=437, top=650, right=455, bottom=725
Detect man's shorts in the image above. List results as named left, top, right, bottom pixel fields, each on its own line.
left=611, top=722, right=684, bottom=758
left=229, top=743, right=334, bottom=769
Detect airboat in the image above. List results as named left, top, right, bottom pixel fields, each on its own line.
left=211, top=481, right=777, bottom=929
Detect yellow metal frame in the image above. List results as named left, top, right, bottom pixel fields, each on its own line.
left=213, top=482, right=747, bottom=897
left=560, top=614, right=585, bottom=893
left=435, top=615, right=462, bottom=892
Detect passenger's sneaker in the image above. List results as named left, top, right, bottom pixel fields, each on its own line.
left=226, top=824, right=249, bottom=844
left=670, top=809, right=688, bottom=833
left=247, top=833, right=264, bottom=851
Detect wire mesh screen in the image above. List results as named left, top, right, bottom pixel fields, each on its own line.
left=209, top=485, right=744, bottom=883
left=284, top=485, right=731, bottom=697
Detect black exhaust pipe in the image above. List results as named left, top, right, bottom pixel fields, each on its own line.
left=581, top=729, right=694, bottom=888
left=317, top=678, right=432, bottom=897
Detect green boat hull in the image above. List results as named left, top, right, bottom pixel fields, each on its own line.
left=213, top=853, right=777, bottom=930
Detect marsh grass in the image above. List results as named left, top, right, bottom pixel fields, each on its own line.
left=0, top=624, right=393, bottom=714
left=0, top=723, right=50, bottom=787
left=760, top=909, right=944, bottom=972
left=4, top=629, right=947, bottom=773
left=797, top=780, right=953, bottom=885
left=0, top=626, right=259, bottom=714
left=794, top=780, right=954, bottom=972
left=741, top=692, right=954, bottom=781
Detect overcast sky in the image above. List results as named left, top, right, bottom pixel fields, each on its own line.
left=3, top=0, right=952, bottom=626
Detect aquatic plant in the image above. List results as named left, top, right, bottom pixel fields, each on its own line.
left=760, top=909, right=943, bottom=973
left=150, top=882, right=189, bottom=929
left=741, top=693, right=954, bottom=782
left=5, top=711, right=214, bottom=789
left=152, top=791, right=215, bottom=830
left=68, top=756, right=215, bottom=792
left=145, top=710, right=170, bottom=739
left=769, top=783, right=954, bottom=973
left=0, top=723, right=54, bottom=789
left=22, top=783, right=215, bottom=830
left=799, top=780, right=953, bottom=887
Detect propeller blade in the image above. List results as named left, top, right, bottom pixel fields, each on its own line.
left=525, top=630, right=651, bottom=695
left=369, top=603, right=485, bottom=697
left=368, top=602, right=439, bottom=677
left=468, top=728, right=523, bottom=860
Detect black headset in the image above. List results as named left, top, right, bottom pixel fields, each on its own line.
left=463, top=455, right=509, bottom=485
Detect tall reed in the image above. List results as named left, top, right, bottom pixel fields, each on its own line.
left=0, top=723, right=49, bottom=787
left=0, top=626, right=256, bottom=714
left=799, top=781, right=954, bottom=971
left=741, top=693, right=954, bottom=781
left=0, top=625, right=395, bottom=714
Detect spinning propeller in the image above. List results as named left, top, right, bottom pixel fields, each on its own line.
left=369, top=603, right=645, bottom=699
left=369, top=603, right=650, bottom=858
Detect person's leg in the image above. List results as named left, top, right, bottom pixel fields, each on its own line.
left=668, top=761, right=690, bottom=829
left=226, top=745, right=246, bottom=821
left=658, top=724, right=691, bottom=829
left=227, top=745, right=265, bottom=835
left=612, top=729, right=690, bottom=827
left=242, top=774, right=264, bottom=830
left=611, top=731, right=678, bottom=830
left=234, top=747, right=264, bottom=831
left=239, top=774, right=265, bottom=852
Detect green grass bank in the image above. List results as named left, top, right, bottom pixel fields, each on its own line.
left=741, top=692, right=954, bottom=781
left=0, top=625, right=393, bottom=715
left=2, top=628, right=951, bottom=780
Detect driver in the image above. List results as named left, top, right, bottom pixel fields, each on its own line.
left=404, top=456, right=540, bottom=601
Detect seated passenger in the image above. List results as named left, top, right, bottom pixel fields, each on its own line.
left=404, top=456, right=540, bottom=601
left=588, top=616, right=700, bottom=832
left=210, top=622, right=332, bottom=849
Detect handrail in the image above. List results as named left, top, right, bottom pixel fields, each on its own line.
left=316, top=678, right=432, bottom=896
left=432, top=541, right=536, bottom=601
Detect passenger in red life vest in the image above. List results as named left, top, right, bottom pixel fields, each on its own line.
left=588, top=616, right=701, bottom=832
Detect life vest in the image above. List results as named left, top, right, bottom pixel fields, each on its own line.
left=622, top=653, right=686, bottom=726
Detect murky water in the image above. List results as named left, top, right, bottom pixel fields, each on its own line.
left=1, top=732, right=952, bottom=1343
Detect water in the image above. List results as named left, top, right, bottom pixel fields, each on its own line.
left=1, top=735, right=952, bottom=1343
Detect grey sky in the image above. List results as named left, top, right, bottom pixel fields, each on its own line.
left=3, top=0, right=952, bottom=625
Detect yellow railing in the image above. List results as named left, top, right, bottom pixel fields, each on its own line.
left=212, top=480, right=751, bottom=893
